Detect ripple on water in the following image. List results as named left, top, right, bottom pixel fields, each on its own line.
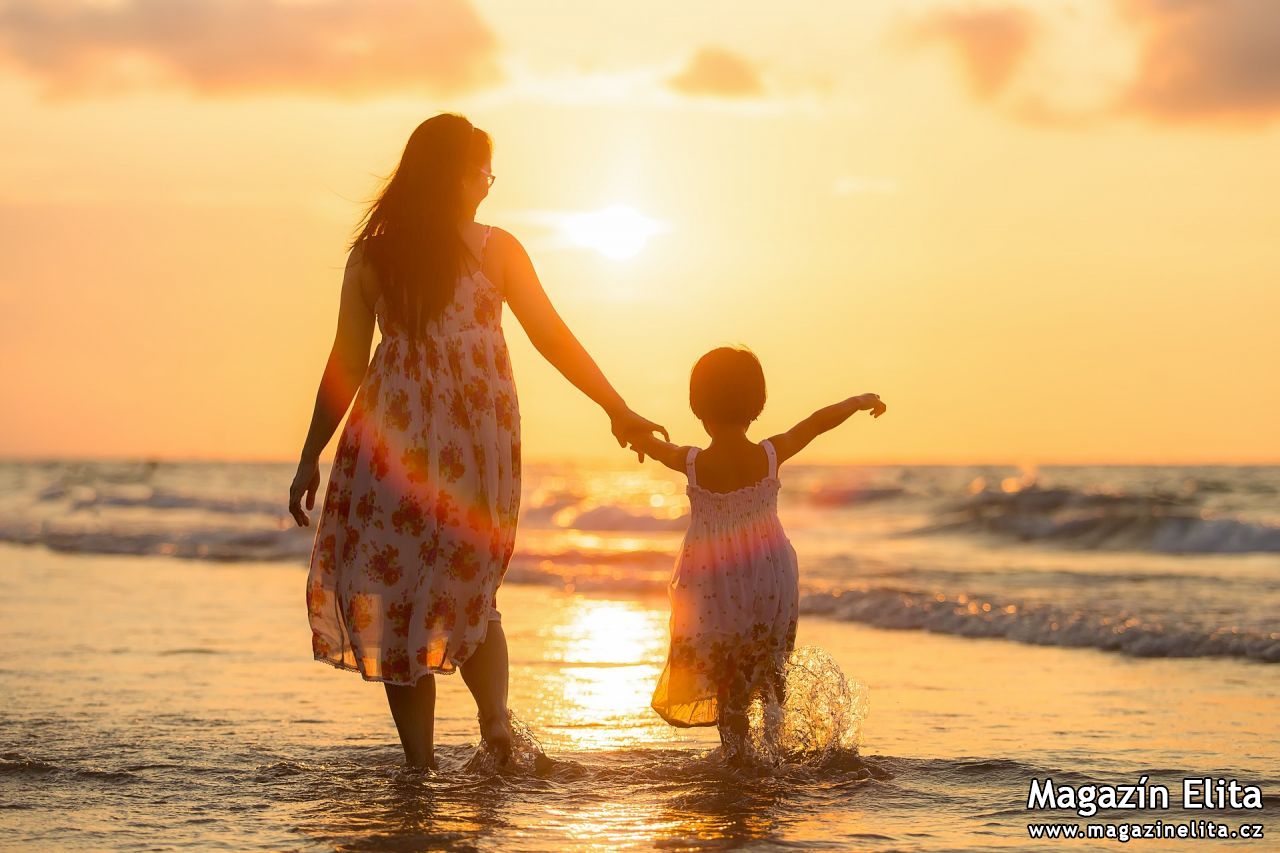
left=0, top=752, right=143, bottom=784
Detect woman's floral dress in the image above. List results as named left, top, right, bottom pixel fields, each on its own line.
left=651, top=439, right=800, bottom=727
left=305, top=226, right=520, bottom=686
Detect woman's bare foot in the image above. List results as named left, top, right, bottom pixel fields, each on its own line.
left=478, top=710, right=512, bottom=767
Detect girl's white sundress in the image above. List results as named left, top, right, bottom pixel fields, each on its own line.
left=305, top=225, right=521, bottom=687
left=651, top=439, right=800, bottom=727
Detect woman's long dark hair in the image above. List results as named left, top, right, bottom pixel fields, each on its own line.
left=349, top=113, right=492, bottom=340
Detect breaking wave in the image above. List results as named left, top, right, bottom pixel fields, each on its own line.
left=798, top=588, right=1280, bottom=663
left=908, top=485, right=1280, bottom=554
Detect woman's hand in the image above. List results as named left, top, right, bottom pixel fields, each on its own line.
left=854, top=393, right=888, bottom=418
left=610, top=408, right=670, bottom=462
left=289, top=456, right=321, bottom=527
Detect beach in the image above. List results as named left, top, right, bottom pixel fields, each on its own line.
left=6, top=1, right=1280, bottom=846
left=1, top=460, right=1277, bottom=850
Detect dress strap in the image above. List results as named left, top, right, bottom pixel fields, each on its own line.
left=762, top=439, right=778, bottom=479
left=478, top=225, right=493, bottom=265
left=685, top=447, right=699, bottom=488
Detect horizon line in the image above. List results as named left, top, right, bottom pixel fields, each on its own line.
left=1, top=453, right=1278, bottom=468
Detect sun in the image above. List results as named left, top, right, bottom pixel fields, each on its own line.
left=560, top=205, right=665, bottom=259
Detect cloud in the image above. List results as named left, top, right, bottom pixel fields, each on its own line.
left=904, top=5, right=1038, bottom=99
left=0, top=0, right=501, bottom=99
left=899, top=1, right=1280, bottom=127
left=666, top=46, right=765, bottom=98
left=462, top=55, right=844, bottom=118
left=1117, top=0, right=1280, bottom=123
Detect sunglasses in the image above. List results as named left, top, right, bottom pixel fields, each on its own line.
left=478, top=169, right=496, bottom=188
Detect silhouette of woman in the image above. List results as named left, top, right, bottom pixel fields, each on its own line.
left=289, top=113, right=666, bottom=769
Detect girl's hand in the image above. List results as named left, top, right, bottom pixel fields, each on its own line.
left=854, top=393, right=887, bottom=418
left=289, top=457, right=321, bottom=527
left=610, top=408, right=670, bottom=462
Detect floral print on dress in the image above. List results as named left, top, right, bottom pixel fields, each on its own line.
left=650, top=440, right=800, bottom=727
left=305, top=227, right=521, bottom=686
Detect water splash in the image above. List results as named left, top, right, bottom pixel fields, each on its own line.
left=743, top=646, right=870, bottom=767
left=461, top=710, right=554, bottom=775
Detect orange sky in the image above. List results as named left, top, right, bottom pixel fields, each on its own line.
left=1, top=0, right=1278, bottom=464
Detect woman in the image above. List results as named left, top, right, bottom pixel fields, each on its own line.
left=288, top=113, right=665, bottom=769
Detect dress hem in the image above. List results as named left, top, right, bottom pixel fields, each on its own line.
left=313, top=653, right=463, bottom=686
left=651, top=703, right=721, bottom=729
left=311, top=613, right=501, bottom=686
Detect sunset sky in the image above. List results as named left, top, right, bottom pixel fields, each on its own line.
left=1, top=0, right=1277, bottom=464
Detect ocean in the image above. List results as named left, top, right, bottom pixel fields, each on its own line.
left=1, top=459, right=1276, bottom=849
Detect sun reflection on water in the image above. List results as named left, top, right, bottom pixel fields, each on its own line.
left=538, top=599, right=671, bottom=750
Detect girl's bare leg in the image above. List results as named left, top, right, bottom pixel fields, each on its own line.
left=717, top=670, right=752, bottom=765
left=460, top=619, right=512, bottom=765
left=716, top=655, right=752, bottom=763
left=383, top=674, right=437, bottom=769
left=718, top=705, right=750, bottom=765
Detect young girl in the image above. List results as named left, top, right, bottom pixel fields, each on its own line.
left=627, top=346, right=887, bottom=762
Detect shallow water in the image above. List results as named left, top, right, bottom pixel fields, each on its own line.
left=1, top=546, right=1276, bottom=850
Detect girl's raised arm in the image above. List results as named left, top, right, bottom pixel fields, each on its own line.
left=767, top=393, right=886, bottom=466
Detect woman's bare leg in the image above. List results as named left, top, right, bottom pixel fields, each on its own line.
left=383, top=674, right=437, bottom=769
left=460, top=619, right=511, bottom=764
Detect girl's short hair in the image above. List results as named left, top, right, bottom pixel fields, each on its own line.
left=689, top=347, right=766, bottom=425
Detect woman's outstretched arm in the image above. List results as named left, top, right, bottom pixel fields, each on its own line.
left=289, top=245, right=376, bottom=526
left=494, top=227, right=667, bottom=455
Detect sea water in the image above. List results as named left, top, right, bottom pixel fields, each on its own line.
left=0, top=460, right=1276, bottom=849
